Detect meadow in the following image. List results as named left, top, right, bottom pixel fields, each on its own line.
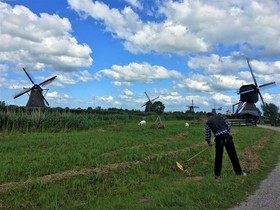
left=0, top=119, right=279, bottom=210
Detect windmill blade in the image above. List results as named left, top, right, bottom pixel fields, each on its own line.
left=23, top=68, right=36, bottom=85
left=239, top=88, right=255, bottom=95
left=258, top=91, right=266, bottom=108
left=39, top=75, right=57, bottom=87
left=144, top=92, right=151, bottom=101
left=14, top=87, right=33, bottom=99
left=151, top=96, right=159, bottom=102
left=142, top=102, right=147, bottom=107
left=259, top=81, right=276, bottom=89
left=38, top=90, right=49, bottom=106
left=246, top=58, right=258, bottom=87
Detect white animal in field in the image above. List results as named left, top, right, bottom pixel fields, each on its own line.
left=185, top=122, right=189, bottom=127
left=138, top=120, right=146, bottom=126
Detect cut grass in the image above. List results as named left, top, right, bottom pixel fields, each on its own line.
left=0, top=120, right=279, bottom=209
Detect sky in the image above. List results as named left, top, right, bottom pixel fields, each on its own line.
left=0, top=0, right=280, bottom=113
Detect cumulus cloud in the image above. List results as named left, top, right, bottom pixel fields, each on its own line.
left=67, top=0, right=209, bottom=54
left=47, top=91, right=71, bottom=99
left=124, top=0, right=143, bottom=9
left=187, top=54, right=245, bottom=74
left=212, top=92, right=234, bottom=105
left=96, top=62, right=182, bottom=85
left=0, top=2, right=93, bottom=72
left=176, top=73, right=246, bottom=93
left=122, top=88, right=134, bottom=96
left=68, top=0, right=280, bottom=57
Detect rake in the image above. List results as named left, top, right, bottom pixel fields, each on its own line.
left=176, top=146, right=211, bottom=172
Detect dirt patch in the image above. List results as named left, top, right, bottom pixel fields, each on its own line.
left=96, top=128, right=106, bottom=133
left=175, top=132, right=189, bottom=138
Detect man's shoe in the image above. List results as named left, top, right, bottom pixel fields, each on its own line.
left=238, top=172, right=247, bottom=176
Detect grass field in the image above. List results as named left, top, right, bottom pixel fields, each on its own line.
left=0, top=120, right=279, bottom=209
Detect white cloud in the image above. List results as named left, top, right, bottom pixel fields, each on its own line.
left=96, top=62, right=182, bottom=85
left=187, top=54, right=244, bottom=74
left=112, top=81, right=132, bottom=86
left=68, top=0, right=280, bottom=57
left=212, top=92, right=234, bottom=105
left=99, top=96, right=114, bottom=103
left=67, top=0, right=209, bottom=54
left=45, top=91, right=72, bottom=106
left=47, top=91, right=71, bottom=99
left=124, top=0, right=143, bottom=9
left=263, top=93, right=280, bottom=107
left=122, top=88, right=134, bottom=96
left=177, top=73, right=246, bottom=93
left=0, top=2, right=93, bottom=72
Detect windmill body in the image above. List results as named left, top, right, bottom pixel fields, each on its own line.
left=233, top=58, right=276, bottom=121
left=26, top=87, right=46, bottom=107
left=14, top=68, right=56, bottom=108
left=142, top=92, right=159, bottom=112
left=239, top=84, right=258, bottom=103
left=212, top=106, right=222, bottom=115
left=145, top=101, right=153, bottom=112
left=187, top=100, right=199, bottom=113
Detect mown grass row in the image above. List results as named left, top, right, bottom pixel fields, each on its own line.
left=1, top=121, right=279, bottom=209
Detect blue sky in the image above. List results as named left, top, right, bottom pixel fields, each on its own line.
left=0, top=0, right=279, bottom=113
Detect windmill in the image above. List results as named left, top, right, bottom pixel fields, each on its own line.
left=14, top=67, right=57, bottom=108
left=233, top=58, right=276, bottom=120
left=186, top=100, right=199, bottom=113
left=212, top=105, right=222, bottom=115
left=142, top=92, right=159, bottom=112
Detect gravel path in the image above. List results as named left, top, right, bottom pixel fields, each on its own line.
left=230, top=125, right=280, bottom=210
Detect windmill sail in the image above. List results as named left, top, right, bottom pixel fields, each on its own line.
left=14, top=68, right=56, bottom=107
left=142, top=92, right=159, bottom=112
left=234, top=58, right=276, bottom=119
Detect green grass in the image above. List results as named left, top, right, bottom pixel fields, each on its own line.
left=0, top=120, right=279, bottom=210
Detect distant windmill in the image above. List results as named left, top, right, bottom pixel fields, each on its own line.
left=186, top=100, right=199, bottom=113
left=14, top=67, right=57, bottom=107
left=212, top=105, right=222, bottom=115
left=142, top=92, right=159, bottom=112
left=233, top=58, right=276, bottom=119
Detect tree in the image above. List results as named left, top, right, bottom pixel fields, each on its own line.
left=261, top=103, right=279, bottom=125
left=151, top=101, right=165, bottom=115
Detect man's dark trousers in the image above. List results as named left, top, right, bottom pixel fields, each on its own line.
left=214, top=134, right=243, bottom=176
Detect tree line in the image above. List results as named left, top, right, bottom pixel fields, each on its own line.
left=0, top=101, right=279, bottom=133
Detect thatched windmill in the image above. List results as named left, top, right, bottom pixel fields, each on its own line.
left=14, top=68, right=57, bottom=107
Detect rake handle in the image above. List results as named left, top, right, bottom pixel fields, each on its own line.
left=186, top=147, right=209, bottom=162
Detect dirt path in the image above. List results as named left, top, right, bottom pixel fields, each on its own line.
left=230, top=125, right=280, bottom=210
